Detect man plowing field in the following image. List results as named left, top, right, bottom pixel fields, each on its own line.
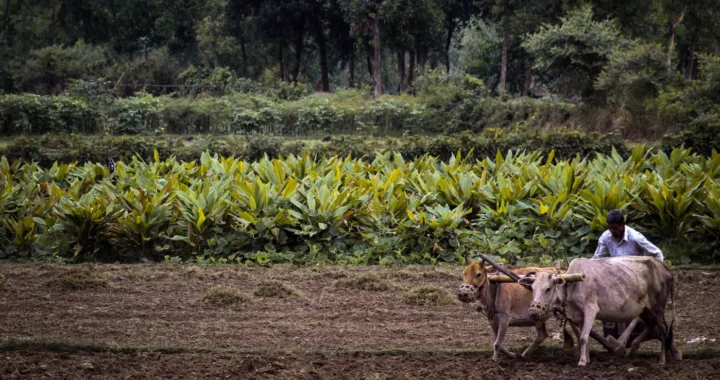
left=516, top=209, right=682, bottom=366
left=592, top=210, right=664, bottom=344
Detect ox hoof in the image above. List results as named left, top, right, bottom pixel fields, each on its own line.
left=671, top=348, right=683, bottom=361
left=578, top=361, right=587, bottom=367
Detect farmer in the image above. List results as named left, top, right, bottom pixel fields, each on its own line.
left=592, top=209, right=664, bottom=343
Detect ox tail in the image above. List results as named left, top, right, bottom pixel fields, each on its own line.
left=665, top=278, right=676, bottom=354
left=563, top=326, right=575, bottom=350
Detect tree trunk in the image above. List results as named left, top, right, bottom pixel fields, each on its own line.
left=499, top=32, right=509, bottom=93
left=445, top=19, right=455, bottom=73
left=293, top=19, right=305, bottom=84
left=348, top=41, right=355, bottom=88
left=299, top=50, right=312, bottom=78
left=4, top=0, right=11, bottom=32
left=240, top=33, right=248, bottom=77
left=367, top=53, right=373, bottom=76
left=522, top=68, right=532, bottom=97
left=407, top=50, right=415, bottom=94
left=686, top=41, right=696, bottom=79
left=397, top=51, right=405, bottom=93
left=373, top=15, right=382, bottom=97
left=279, top=44, right=286, bottom=82
left=313, top=14, right=329, bottom=92
left=667, top=11, right=685, bottom=73
left=50, top=4, right=57, bottom=45
left=184, top=43, right=194, bottom=65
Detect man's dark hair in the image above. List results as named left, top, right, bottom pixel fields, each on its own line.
left=606, top=209, right=625, bottom=225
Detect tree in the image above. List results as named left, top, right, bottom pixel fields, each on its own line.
left=655, top=0, right=720, bottom=78
left=339, top=0, right=406, bottom=96
left=457, top=17, right=501, bottom=88
left=154, top=0, right=207, bottom=64
left=522, top=4, right=624, bottom=97
left=438, top=0, right=474, bottom=73
left=595, top=42, right=670, bottom=114
left=226, top=0, right=262, bottom=77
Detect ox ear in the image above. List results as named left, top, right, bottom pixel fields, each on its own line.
left=518, top=275, right=535, bottom=287
left=553, top=276, right=566, bottom=286
left=464, top=257, right=472, bottom=265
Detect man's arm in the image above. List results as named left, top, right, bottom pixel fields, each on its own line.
left=636, top=234, right=664, bottom=261
left=592, top=234, right=609, bottom=259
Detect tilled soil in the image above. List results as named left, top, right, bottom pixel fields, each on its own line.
left=1, top=264, right=719, bottom=379
left=3, top=349, right=720, bottom=380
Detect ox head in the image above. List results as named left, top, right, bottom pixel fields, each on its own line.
left=457, top=257, right=492, bottom=303
left=518, top=272, right=566, bottom=321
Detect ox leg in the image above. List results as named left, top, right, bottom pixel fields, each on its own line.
left=492, top=315, right=519, bottom=360
left=521, top=322, right=548, bottom=359
left=577, top=306, right=598, bottom=367
left=489, top=318, right=498, bottom=343
left=645, top=309, right=668, bottom=366
left=670, top=342, right=683, bottom=361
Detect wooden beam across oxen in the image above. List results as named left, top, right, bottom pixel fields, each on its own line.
left=489, top=273, right=585, bottom=283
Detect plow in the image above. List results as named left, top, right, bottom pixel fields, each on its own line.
left=477, top=252, right=625, bottom=353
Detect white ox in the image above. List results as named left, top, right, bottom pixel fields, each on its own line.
left=518, top=256, right=681, bottom=366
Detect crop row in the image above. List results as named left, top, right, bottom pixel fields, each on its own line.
left=1, top=147, right=718, bottom=265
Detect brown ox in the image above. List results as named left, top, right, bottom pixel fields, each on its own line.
left=519, top=256, right=681, bottom=366
left=457, top=259, right=572, bottom=361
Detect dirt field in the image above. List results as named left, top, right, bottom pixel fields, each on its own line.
left=1, top=264, right=719, bottom=379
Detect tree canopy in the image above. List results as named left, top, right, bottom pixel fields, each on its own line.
left=1, top=0, right=719, bottom=99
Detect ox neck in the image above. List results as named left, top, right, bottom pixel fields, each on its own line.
left=478, top=280, right=498, bottom=317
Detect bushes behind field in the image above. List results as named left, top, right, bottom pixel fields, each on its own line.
left=0, top=88, right=578, bottom=137
left=0, top=129, right=629, bottom=168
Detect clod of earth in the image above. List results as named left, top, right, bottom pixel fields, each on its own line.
left=334, top=274, right=391, bottom=292
left=316, top=269, right=349, bottom=280
left=254, top=281, right=299, bottom=298
left=201, top=286, right=252, bottom=307
left=44, top=267, right=109, bottom=291
left=402, top=285, right=455, bottom=306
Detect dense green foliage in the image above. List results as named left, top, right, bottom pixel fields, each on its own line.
left=2, top=0, right=719, bottom=267
left=1, top=1, right=718, bottom=101
left=521, top=5, right=623, bottom=97
left=0, top=85, right=582, bottom=136
left=0, top=129, right=629, bottom=168
left=0, top=1, right=718, bottom=142
left=1, top=147, right=719, bottom=265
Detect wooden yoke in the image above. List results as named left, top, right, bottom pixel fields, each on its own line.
left=489, top=273, right=585, bottom=284
left=475, top=252, right=524, bottom=285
